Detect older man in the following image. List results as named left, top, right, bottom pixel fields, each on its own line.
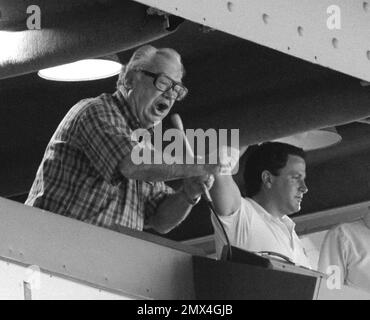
left=210, top=142, right=311, bottom=268
left=26, top=45, right=220, bottom=234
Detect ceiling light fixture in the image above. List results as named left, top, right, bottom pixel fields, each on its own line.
left=38, top=55, right=122, bottom=82
left=273, top=127, right=342, bottom=151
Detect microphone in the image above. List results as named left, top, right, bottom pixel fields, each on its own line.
left=171, top=113, right=212, bottom=203
left=171, top=113, right=232, bottom=260
left=171, top=114, right=195, bottom=158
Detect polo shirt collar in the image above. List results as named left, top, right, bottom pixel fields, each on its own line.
left=248, top=197, right=296, bottom=234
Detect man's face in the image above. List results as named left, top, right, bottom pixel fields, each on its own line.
left=129, top=53, right=183, bottom=129
left=269, top=155, right=308, bottom=216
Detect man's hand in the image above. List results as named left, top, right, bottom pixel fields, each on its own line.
left=182, top=174, right=215, bottom=203
left=204, top=146, right=240, bottom=176
left=149, top=174, right=215, bottom=233
left=218, top=145, right=240, bottom=175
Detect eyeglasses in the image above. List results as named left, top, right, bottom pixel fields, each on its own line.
left=137, top=69, right=188, bottom=101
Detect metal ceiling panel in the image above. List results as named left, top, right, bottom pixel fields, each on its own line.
left=133, top=0, right=370, bottom=81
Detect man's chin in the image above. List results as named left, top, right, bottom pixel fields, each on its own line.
left=286, top=204, right=301, bottom=215
left=293, top=204, right=302, bottom=213
left=141, top=119, right=158, bottom=129
left=144, top=115, right=162, bottom=128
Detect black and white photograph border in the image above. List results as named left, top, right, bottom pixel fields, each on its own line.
left=0, top=0, right=370, bottom=302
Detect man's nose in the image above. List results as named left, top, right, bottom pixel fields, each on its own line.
left=300, top=180, right=308, bottom=194
left=162, top=88, right=177, bottom=101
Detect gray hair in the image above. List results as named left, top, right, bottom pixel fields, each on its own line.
left=116, top=45, right=185, bottom=91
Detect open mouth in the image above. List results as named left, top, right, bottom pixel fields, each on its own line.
left=154, top=101, right=170, bottom=114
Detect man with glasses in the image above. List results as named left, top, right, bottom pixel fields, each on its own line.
left=26, top=45, right=221, bottom=235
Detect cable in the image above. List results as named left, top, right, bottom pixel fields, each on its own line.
left=171, top=113, right=232, bottom=261
left=200, top=184, right=233, bottom=261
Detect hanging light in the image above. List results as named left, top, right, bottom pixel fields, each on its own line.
left=38, top=55, right=122, bottom=81
left=273, top=127, right=342, bottom=151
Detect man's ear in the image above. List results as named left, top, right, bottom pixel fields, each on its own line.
left=124, top=69, right=136, bottom=90
left=261, top=170, right=273, bottom=188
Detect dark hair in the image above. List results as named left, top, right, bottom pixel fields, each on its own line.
left=243, top=142, right=305, bottom=197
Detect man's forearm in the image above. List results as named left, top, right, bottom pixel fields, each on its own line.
left=209, top=174, right=241, bottom=216
left=120, top=154, right=216, bottom=181
left=146, top=190, right=198, bottom=234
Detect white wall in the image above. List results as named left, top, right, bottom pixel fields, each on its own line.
left=0, top=259, right=133, bottom=300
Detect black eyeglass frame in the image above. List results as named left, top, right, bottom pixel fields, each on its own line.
left=137, top=69, right=188, bottom=101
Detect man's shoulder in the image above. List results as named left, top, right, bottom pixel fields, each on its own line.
left=70, top=92, right=123, bottom=119
left=333, top=220, right=367, bottom=237
left=241, top=197, right=258, bottom=212
left=234, top=197, right=259, bottom=219
left=241, top=197, right=280, bottom=224
left=323, top=221, right=358, bottom=244
left=78, top=93, right=114, bottom=110
left=329, top=221, right=355, bottom=232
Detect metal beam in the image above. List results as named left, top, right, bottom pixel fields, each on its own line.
left=294, top=200, right=370, bottom=235
left=133, top=0, right=370, bottom=81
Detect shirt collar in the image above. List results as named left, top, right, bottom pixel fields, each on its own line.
left=247, top=197, right=296, bottom=233
left=113, top=89, right=141, bottom=130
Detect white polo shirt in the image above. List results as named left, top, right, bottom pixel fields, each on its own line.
left=318, top=220, right=370, bottom=293
left=212, top=197, right=311, bottom=269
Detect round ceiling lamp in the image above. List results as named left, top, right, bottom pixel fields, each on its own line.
left=38, top=55, right=122, bottom=81
left=273, top=127, right=342, bottom=151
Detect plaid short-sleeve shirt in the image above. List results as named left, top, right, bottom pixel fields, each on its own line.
left=26, top=90, right=174, bottom=231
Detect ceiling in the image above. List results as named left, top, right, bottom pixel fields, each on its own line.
left=1, top=1, right=370, bottom=241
